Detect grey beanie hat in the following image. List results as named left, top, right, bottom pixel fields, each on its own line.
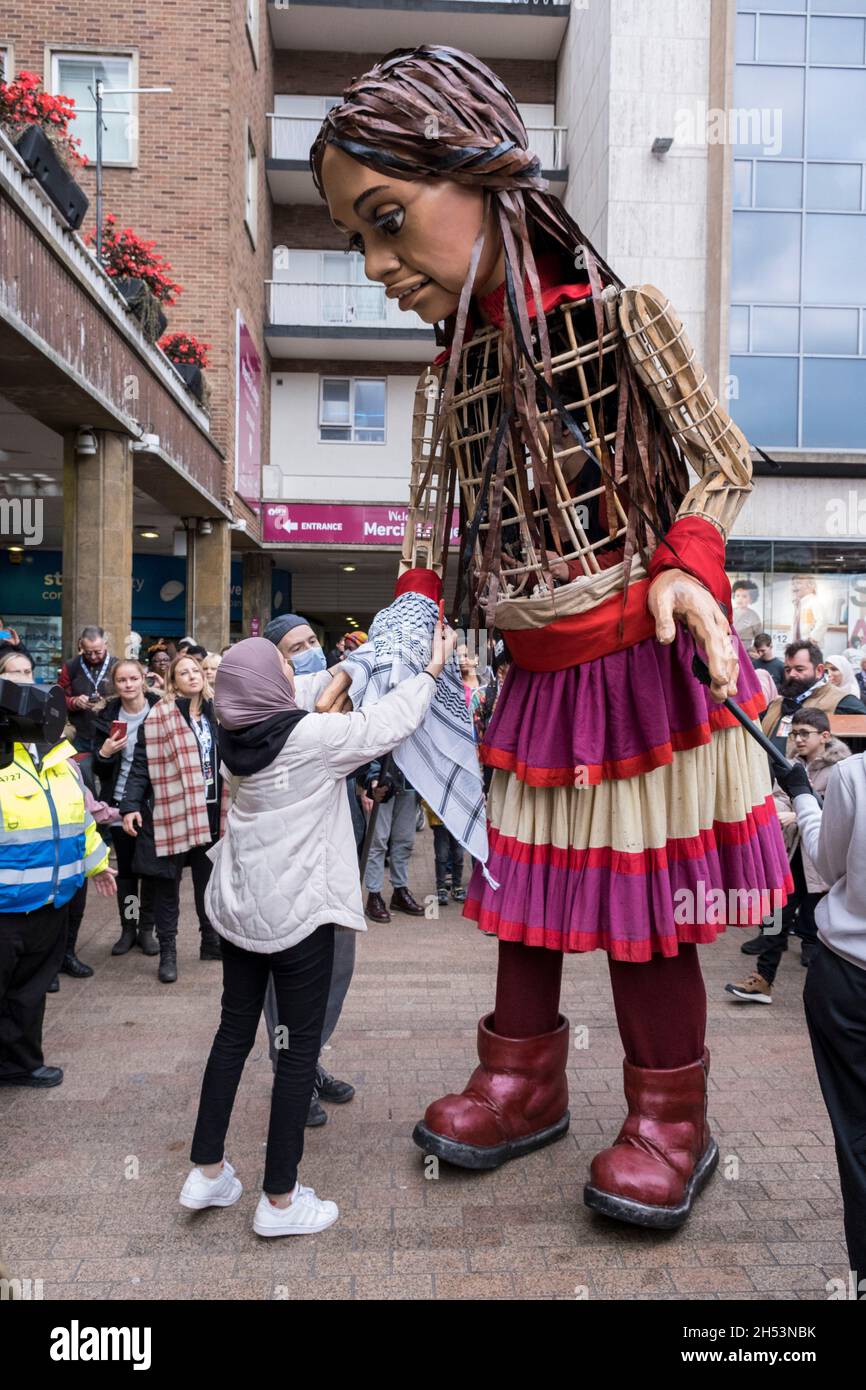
left=263, top=613, right=311, bottom=646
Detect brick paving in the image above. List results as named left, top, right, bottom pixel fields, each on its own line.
left=0, top=828, right=849, bottom=1301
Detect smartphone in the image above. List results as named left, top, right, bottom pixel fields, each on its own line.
left=110, top=720, right=127, bottom=740
left=0, top=629, right=12, bottom=641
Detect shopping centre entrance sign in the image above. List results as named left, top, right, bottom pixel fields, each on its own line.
left=263, top=502, right=459, bottom=547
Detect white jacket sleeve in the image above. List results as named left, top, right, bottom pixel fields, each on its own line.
left=316, top=672, right=437, bottom=780
left=793, top=765, right=854, bottom=889
left=292, top=668, right=334, bottom=712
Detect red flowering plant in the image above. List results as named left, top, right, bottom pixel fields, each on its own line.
left=0, top=70, right=88, bottom=167
left=88, top=213, right=183, bottom=305
left=158, top=332, right=210, bottom=368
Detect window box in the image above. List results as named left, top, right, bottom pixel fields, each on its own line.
left=14, top=123, right=88, bottom=229
left=172, top=361, right=204, bottom=402
left=114, top=276, right=168, bottom=343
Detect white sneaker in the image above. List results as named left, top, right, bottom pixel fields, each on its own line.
left=252, top=1182, right=338, bottom=1237
left=179, top=1158, right=242, bottom=1210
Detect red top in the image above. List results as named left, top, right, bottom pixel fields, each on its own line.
left=433, top=251, right=591, bottom=365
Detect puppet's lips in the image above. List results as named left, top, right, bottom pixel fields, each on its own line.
left=388, top=277, right=432, bottom=306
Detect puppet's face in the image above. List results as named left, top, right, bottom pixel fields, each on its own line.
left=321, top=145, right=504, bottom=324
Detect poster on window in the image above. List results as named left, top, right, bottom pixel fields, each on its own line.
left=763, top=573, right=852, bottom=658
left=727, top=573, right=766, bottom=649
left=235, top=309, right=262, bottom=512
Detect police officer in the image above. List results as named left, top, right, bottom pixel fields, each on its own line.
left=0, top=647, right=116, bottom=1088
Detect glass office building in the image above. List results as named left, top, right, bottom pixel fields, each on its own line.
left=728, top=1, right=866, bottom=657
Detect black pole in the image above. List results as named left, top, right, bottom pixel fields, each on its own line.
left=691, top=652, right=796, bottom=772
left=94, top=81, right=104, bottom=265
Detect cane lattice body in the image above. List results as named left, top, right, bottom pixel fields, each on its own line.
left=400, top=285, right=752, bottom=616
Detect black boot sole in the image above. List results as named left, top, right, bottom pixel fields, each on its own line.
left=583, top=1138, right=719, bottom=1231
left=411, top=1111, right=570, bottom=1171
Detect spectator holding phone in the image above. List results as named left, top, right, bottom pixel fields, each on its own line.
left=145, top=645, right=171, bottom=692
left=58, top=626, right=118, bottom=754
left=93, top=660, right=162, bottom=957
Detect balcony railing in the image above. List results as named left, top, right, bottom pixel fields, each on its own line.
left=268, top=114, right=566, bottom=169
left=267, top=278, right=430, bottom=331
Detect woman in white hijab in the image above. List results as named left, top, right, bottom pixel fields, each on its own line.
left=826, top=655, right=859, bottom=699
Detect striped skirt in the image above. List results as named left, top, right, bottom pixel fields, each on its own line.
left=464, top=626, right=793, bottom=961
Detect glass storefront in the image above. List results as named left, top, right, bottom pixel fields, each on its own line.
left=727, top=538, right=866, bottom=657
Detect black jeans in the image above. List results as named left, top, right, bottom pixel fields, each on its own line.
left=190, top=924, right=335, bottom=1193
left=804, top=941, right=866, bottom=1282
left=149, top=843, right=215, bottom=942
left=433, top=824, right=464, bottom=890
left=0, top=904, right=69, bottom=1078
left=110, top=825, right=156, bottom=934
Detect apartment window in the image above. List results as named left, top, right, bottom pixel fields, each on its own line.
left=245, top=0, right=260, bottom=65
left=322, top=252, right=385, bottom=325
left=245, top=123, right=258, bottom=247
left=0, top=46, right=12, bottom=82
left=50, top=52, right=136, bottom=165
left=319, top=378, right=386, bottom=444
left=730, top=1, right=866, bottom=449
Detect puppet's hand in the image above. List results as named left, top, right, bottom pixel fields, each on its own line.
left=648, top=568, right=739, bottom=703
left=315, top=668, right=353, bottom=714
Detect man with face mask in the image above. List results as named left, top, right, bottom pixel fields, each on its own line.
left=260, top=614, right=357, bottom=1123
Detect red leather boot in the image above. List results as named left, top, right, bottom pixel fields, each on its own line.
left=412, top=1014, right=570, bottom=1170
left=583, top=1049, right=718, bottom=1230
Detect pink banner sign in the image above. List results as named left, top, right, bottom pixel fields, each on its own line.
left=235, top=310, right=262, bottom=511
left=262, top=502, right=460, bottom=547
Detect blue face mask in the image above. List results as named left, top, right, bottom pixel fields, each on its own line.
left=291, top=644, right=327, bottom=676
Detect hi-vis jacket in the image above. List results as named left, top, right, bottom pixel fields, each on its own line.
left=0, top=741, right=110, bottom=914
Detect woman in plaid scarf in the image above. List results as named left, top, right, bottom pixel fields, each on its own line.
left=118, top=653, right=225, bottom=983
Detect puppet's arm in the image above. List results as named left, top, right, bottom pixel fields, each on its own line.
left=397, top=363, right=449, bottom=596
left=618, top=285, right=752, bottom=700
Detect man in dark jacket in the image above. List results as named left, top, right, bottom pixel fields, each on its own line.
left=58, top=626, right=118, bottom=753
left=750, top=633, right=784, bottom=690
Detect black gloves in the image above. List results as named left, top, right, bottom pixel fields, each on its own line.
left=775, top=760, right=815, bottom=801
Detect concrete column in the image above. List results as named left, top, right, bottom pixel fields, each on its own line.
left=242, top=551, right=273, bottom=638
left=62, top=429, right=133, bottom=659
left=185, top=520, right=231, bottom=651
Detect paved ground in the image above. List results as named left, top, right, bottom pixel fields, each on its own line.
left=0, top=828, right=849, bottom=1302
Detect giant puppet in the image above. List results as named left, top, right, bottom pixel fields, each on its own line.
left=312, top=47, right=791, bottom=1230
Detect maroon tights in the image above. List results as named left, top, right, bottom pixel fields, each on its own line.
left=493, top=939, right=706, bottom=1069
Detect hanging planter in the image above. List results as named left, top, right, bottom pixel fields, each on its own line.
left=1, top=71, right=89, bottom=229
left=158, top=332, right=211, bottom=405
left=114, top=276, right=168, bottom=343
left=173, top=361, right=204, bottom=401
left=88, top=214, right=182, bottom=341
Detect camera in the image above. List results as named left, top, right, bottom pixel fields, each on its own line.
left=0, top=679, right=67, bottom=768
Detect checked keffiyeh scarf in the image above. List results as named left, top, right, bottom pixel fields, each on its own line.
left=342, top=591, right=495, bottom=883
